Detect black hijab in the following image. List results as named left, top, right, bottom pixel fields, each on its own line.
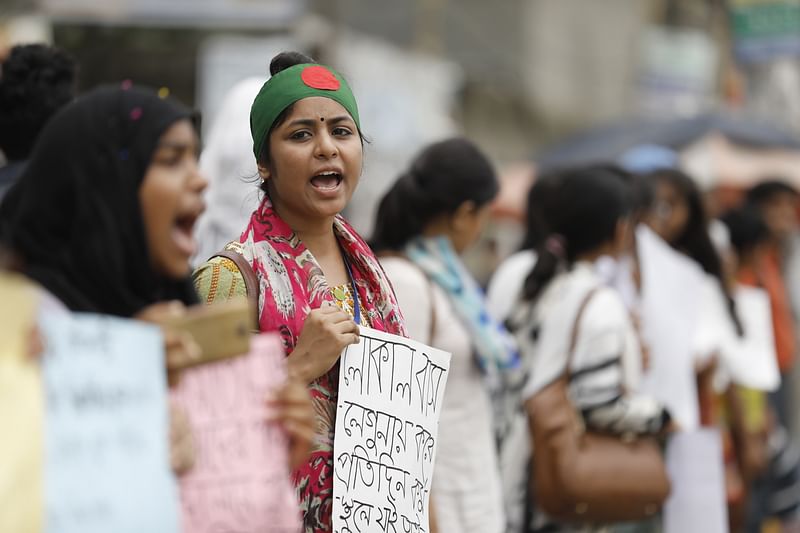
left=0, top=85, right=199, bottom=316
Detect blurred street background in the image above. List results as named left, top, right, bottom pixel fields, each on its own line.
left=5, top=0, right=800, bottom=249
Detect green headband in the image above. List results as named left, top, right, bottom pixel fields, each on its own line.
left=250, top=63, right=361, bottom=160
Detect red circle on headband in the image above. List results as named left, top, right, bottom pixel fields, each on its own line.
left=301, top=66, right=340, bottom=91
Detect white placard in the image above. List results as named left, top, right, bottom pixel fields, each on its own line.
left=724, top=286, right=780, bottom=391
left=637, top=225, right=706, bottom=431
left=664, top=429, right=728, bottom=533
left=333, top=327, right=451, bottom=533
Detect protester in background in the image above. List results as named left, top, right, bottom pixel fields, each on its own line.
left=645, top=168, right=745, bottom=374
left=646, top=168, right=741, bottom=333
left=747, top=180, right=799, bottom=424
left=488, top=165, right=653, bottom=533
left=371, top=138, right=516, bottom=533
left=508, top=166, right=672, bottom=533
left=722, top=206, right=800, bottom=531
left=0, top=85, right=314, bottom=477
left=0, top=44, right=76, bottom=201
left=647, top=168, right=764, bottom=528
left=191, top=77, right=264, bottom=265
left=193, top=51, right=406, bottom=532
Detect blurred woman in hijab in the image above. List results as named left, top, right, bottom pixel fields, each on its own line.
left=0, top=85, right=314, bottom=476
left=0, top=85, right=204, bottom=315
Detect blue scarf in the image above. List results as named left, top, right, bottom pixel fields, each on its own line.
left=405, top=235, right=520, bottom=376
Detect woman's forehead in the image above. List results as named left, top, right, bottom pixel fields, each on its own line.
left=283, top=97, right=353, bottom=123
left=157, top=119, right=199, bottom=146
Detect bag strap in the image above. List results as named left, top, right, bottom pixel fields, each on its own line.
left=210, top=247, right=258, bottom=308
left=563, top=286, right=601, bottom=379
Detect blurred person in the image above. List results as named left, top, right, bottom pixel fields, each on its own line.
left=507, top=166, right=673, bottom=533
left=0, top=85, right=314, bottom=478
left=488, top=166, right=650, bottom=533
left=0, top=44, right=76, bottom=200
left=192, top=51, right=407, bottom=532
left=722, top=206, right=800, bottom=532
left=191, top=77, right=264, bottom=265
left=746, top=180, right=799, bottom=423
left=646, top=168, right=744, bottom=347
left=647, top=168, right=767, bottom=528
left=747, top=181, right=799, bottom=246
left=371, top=138, right=517, bottom=533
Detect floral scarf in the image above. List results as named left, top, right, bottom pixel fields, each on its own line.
left=237, top=197, right=406, bottom=532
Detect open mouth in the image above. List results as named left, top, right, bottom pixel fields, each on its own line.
left=310, top=170, right=343, bottom=191
left=172, top=211, right=199, bottom=256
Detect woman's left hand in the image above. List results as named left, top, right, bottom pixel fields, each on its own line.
left=266, top=380, right=315, bottom=471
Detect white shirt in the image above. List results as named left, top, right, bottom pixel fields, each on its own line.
left=486, top=249, right=537, bottom=322
left=511, top=262, right=665, bottom=435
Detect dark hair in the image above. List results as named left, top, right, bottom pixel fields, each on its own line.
left=371, top=138, right=499, bottom=251
left=747, top=179, right=798, bottom=206
left=522, top=165, right=632, bottom=302
left=617, top=169, right=656, bottom=218
left=256, top=51, right=367, bottom=195
left=519, top=173, right=558, bottom=251
left=648, top=168, right=744, bottom=336
left=721, top=207, right=770, bottom=258
left=0, top=44, right=77, bottom=160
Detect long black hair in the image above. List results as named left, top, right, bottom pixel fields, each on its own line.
left=0, top=44, right=77, bottom=161
left=522, top=165, right=632, bottom=303
left=0, top=85, right=198, bottom=317
left=647, top=168, right=743, bottom=336
left=721, top=206, right=770, bottom=260
left=370, top=137, right=499, bottom=252
left=519, top=172, right=558, bottom=251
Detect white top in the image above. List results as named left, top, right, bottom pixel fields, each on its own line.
left=487, top=250, right=640, bottom=322
left=511, top=262, right=666, bottom=435
left=486, top=249, right=537, bottom=322
left=380, top=256, right=505, bottom=533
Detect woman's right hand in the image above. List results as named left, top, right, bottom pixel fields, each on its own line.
left=288, top=304, right=360, bottom=384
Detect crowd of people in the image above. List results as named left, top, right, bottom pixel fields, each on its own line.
left=2, top=43, right=800, bottom=533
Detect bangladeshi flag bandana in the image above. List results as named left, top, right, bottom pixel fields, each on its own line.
left=249, top=63, right=361, bottom=159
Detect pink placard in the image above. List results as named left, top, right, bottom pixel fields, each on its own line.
left=170, top=333, right=301, bottom=533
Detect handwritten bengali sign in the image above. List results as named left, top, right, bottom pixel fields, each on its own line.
left=333, top=327, right=451, bottom=533
left=41, top=314, right=179, bottom=533
left=170, top=333, right=301, bottom=533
